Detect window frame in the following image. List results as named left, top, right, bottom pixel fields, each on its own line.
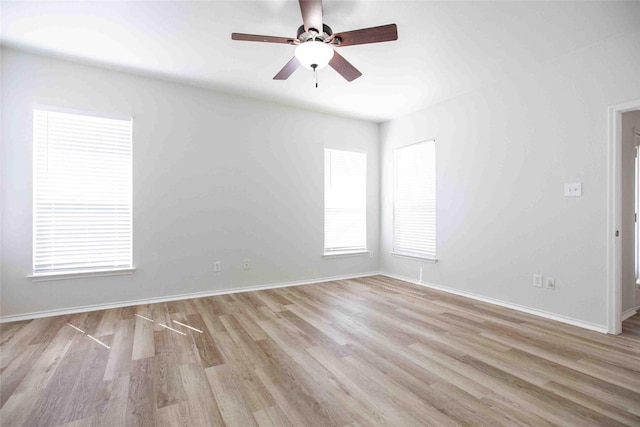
left=30, top=106, right=135, bottom=280
left=392, top=139, right=437, bottom=262
left=323, top=147, right=368, bottom=256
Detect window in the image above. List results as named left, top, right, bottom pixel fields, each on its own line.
left=33, top=108, right=133, bottom=275
left=393, top=140, right=436, bottom=260
left=324, top=148, right=367, bottom=254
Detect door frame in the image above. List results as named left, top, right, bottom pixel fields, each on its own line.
left=607, top=99, right=640, bottom=334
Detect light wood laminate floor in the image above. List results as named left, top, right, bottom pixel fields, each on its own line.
left=1, top=276, right=639, bottom=426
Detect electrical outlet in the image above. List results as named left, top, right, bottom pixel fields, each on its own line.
left=545, top=277, right=556, bottom=290
left=243, top=260, right=250, bottom=270
left=533, top=274, right=543, bottom=288
left=214, top=261, right=221, bottom=272
left=564, top=183, right=582, bottom=197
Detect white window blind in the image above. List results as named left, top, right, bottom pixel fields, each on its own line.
left=33, top=109, right=133, bottom=275
left=393, top=140, right=436, bottom=260
left=324, top=148, right=367, bottom=253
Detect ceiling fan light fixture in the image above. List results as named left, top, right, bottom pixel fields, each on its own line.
left=294, top=40, right=334, bottom=70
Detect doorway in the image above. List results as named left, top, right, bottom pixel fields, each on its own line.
left=635, top=133, right=640, bottom=310
left=621, top=112, right=640, bottom=321
left=607, top=99, right=640, bottom=334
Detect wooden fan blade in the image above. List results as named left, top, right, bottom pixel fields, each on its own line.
left=331, top=24, right=398, bottom=47
left=232, top=33, right=297, bottom=44
left=273, top=57, right=301, bottom=80
left=329, top=52, right=362, bottom=82
left=299, top=0, right=323, bottom=33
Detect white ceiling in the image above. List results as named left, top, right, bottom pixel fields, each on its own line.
left=2, top=1, right=639, bottom=122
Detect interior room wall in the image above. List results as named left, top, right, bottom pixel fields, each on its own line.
left=0, top=48, right=380, bottom=319
left=621, top=110, right=640, bottom=315
left=380, top=29, right=640, bottom=329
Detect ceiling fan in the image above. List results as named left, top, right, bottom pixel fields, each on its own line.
left=231, top=0, right=398, bottom=84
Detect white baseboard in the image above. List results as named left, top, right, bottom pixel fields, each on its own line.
left=3, top=271, right=618, bottom=334
left=0, top=271, right=381, bottom=323
left=622, top=308, right=637, bottom=322
left=381, top=272, right=609, bottom=334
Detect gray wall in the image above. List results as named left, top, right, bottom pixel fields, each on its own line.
left=621, top=110, right=640, bottom=314
left=3, top=28, right=640, bottom=327
left=0, top=49, right=380, bottom=318
left=380, top=29, right=640, bottom=329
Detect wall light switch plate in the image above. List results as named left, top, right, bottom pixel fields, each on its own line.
left=533, top=274, right=543, bottom=288
left=564, top=183, right=582, bottom=197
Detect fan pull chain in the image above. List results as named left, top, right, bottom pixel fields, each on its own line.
left=311, top=64, right=319, bottom=88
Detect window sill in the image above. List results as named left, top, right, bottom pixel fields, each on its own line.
left=323, top=250, right=370, bottom=258
left=29, top=268, right=136, bottom=282
left=391, top=252, right=438, bottom=263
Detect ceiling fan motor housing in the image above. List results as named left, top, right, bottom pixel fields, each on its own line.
left=297, top=24, right=333, bottom=43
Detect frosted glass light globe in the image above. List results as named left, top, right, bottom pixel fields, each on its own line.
left=294, top=41, right=334, bottom=70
